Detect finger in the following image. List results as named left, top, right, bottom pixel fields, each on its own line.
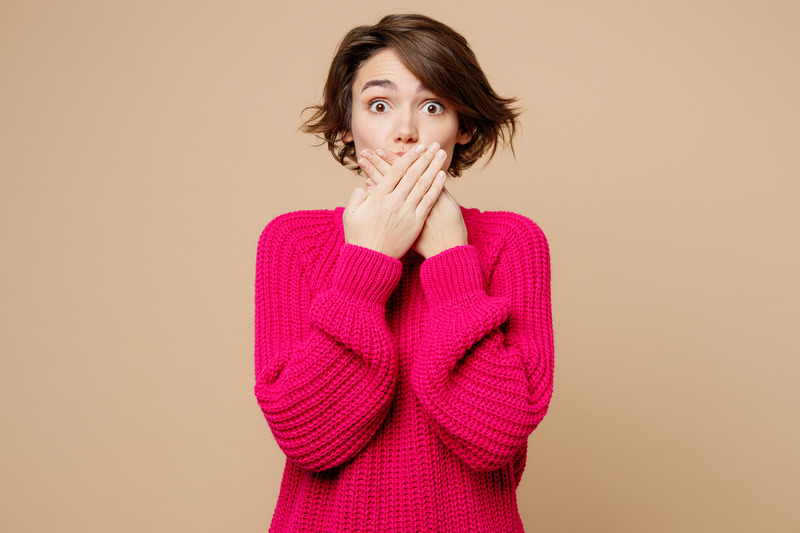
left=345, top=186, right=368, bottom=213
left=415, top=170, right=447, bottom=219
left=407, top=148, right=447, bottom=206
left=376, top=143, right=428, bottom=194
left=363, top=149, right=392, bottom=179
left=393, top=142, right=441, bottom=200
left=370, top=149, right=395, bottom=176
left=359, top=149, right=388, bottom=180
left=407, top=150, right=447, bottom=208
left=357, top=153, right=386, bottom=186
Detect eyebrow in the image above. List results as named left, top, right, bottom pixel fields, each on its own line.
left=360, top=79, right=428, bottom=94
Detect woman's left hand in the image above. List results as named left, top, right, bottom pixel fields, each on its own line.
left=360, top=147, right=468, bottom=259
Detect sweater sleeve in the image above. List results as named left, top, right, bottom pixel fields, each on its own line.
left=253, top=213, right=402, bottom=472
left=410, top=214, right=554, bottom=472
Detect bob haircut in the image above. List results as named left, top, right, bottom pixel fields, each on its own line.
left=301, top=13, right=521, bottom=177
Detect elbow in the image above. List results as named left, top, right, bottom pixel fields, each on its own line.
left=273, top=429, right=364, bottom=472
left=461, top=411, right=552, bottom=472
left=458, top=442, right=527, bottom=473
left=262, top=403, right=391, bottom=473
left=442, top=427, right=531, bottom=473
left=282, top=447, right=349, bottom=473
left=273, top=424, right=386, bottom=472
left=254, top=367, right=398, bottom=472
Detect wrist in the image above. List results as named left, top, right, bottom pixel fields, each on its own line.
left=333, top=244, right=403, bottom=304
left=419, top=245, right=484, bottom=306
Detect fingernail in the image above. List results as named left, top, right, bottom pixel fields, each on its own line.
left=435, top=149, right=446, bottom=161
left=358, top=158, right=367, bottom=168
left=415, top=144, right=426, bottom=154
left=360, top=149, right=371, bottom=159
left=375, top=149, right=387, bottom=158
left=428, top=142, right=440, bottom=153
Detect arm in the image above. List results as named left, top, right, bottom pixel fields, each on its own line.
left=410, top=214, right=554, bottom=472
left=253, top=213, right=402, bottom=472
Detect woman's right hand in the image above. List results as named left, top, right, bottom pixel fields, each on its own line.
left=343, top=142, right=447, bottom=259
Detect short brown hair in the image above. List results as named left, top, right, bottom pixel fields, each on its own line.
left=300, top=13, right=521, bottom=177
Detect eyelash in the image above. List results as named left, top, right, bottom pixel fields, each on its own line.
left=367, top=99, right=446, bottom=116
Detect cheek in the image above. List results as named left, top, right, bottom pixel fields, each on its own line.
left=435, top=128, right=460, bottom=160
left=439, top=126, right=462, bottom=171
left=431, top=120, right=460, bottom=145
left=350, top=115, right=380, bottom=149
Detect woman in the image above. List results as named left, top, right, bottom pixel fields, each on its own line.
left=254, top=14, right=554, bottom=532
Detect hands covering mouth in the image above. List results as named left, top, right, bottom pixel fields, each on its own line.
left=348, top=141, right=467, bottom=259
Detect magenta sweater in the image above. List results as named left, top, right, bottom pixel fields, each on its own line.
left=253, top=205, right=554, bottom=532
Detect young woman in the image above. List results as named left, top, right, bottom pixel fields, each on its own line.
left=254, top=14, right=554, bottom=532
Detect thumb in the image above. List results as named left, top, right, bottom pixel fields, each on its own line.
left=345, top=186, right=368, bottom=212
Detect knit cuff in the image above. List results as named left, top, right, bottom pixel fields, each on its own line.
left=419, top=245, right=485, bottom=307
left=331, top=244, right=402, bottom=305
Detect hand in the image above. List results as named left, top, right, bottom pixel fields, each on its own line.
left=361, top=146, right=468, bottom=259
left=342, top=143, right=447, bottom=259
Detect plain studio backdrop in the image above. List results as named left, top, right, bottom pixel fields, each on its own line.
left=1, top=1, right=798, bottom=531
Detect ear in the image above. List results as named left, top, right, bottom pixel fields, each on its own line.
left=341, top=130, right=353, bottom=143
left=456, top=127, right=473, bottom=145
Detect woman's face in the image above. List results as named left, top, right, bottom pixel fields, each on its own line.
left=343, top=48, right=472, bottom=172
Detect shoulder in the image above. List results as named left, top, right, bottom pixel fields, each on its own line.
left=462, top=207, right=549, bottom=255
left=257, top=208, right=339, bottom=252
left=255, top=209, right=344, bottom=280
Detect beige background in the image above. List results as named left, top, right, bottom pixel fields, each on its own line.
left=2, top=0, right=798, bottom=531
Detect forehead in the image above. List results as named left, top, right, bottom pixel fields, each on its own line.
left=352, top=49, right=424, bottom=93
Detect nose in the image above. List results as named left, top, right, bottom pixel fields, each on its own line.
left=394, top=107, right=418, bottom=146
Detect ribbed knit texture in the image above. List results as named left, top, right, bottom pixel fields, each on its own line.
left=253, top=205, right=554, bottom=533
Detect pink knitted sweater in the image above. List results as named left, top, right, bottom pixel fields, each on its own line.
left=253, top=205, right=554, bottom=532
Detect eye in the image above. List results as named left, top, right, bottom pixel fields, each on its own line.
left=368, top=100, right=389, bottom=113
left=423, top=101, right=444, bottom=115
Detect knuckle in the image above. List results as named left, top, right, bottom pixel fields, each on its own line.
left=389, top=166, right=406, bottom=180
left=406, top=164, right=423, bottom=180
left=384, top=195, right=403, bottom=212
